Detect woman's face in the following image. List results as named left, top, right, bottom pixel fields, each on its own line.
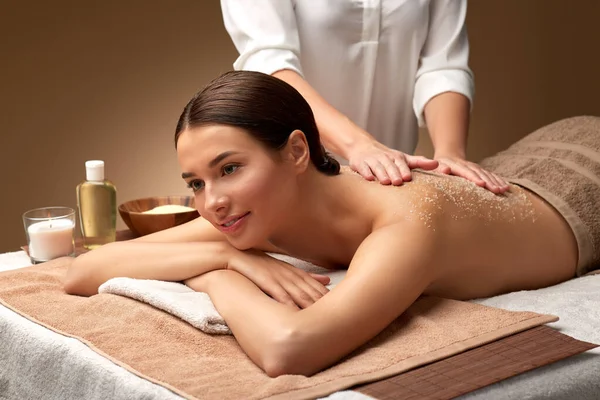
left=177, top=125, right=297, bottom=249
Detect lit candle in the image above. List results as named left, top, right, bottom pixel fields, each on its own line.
left=27, top=219, right=75, bottom=261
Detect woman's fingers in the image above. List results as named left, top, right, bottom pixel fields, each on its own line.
left=230, top=251, right=329, bottom=309
left=267, top=283, right=300, bottom=309
left=349, top=144, right=420, bottom=185
left=358, top=155, right=409, bottom=185
left=452, top=163, right=486, bottom=187
left=308, top=273, right=331, bottom=286
left=290, top=271, right=329, bottom=306
left=468, top=164, right=509, bottom=193
left=435, top=161, right=452, bottom=175
left=352, top=161, right=377, bottom=182
left=306, top=273, right=330, bottom=296
left=436, top=156, right=510, bottom=194
left=405, top=154, right=439, bottom=171
left=391, top=156, right=412, bottom=182
left=490, top=172, right=510, bottom=191
left=279, top=277, right=322, bottom=309
left=274, top=267, right=328, bottom=308
left=364, top=159, right=394, bottom=185
left=477, top=168, right=504, bottom=193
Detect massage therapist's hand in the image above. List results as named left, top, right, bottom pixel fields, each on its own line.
left=226, top=249, right=330, bottom=309
left=434, top=154, right=510, bottom=194
left=349, top=140, right=439, bottom=185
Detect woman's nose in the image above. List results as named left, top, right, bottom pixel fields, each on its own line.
left=203, top=186, right=229, bottom=216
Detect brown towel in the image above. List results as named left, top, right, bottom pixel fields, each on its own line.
left=0, top=258, right=558, bottom=400
left=481, top=116, right=600, bottom=275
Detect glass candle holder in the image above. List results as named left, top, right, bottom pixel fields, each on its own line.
left=22, top=206, right=76, bottom=264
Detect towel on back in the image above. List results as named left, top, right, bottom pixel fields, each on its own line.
left=481, top=116, right=600, bottom=275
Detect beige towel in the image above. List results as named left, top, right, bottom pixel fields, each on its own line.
left=0, top=258, right=558, bottom=400
left=481, top=115, right=600, bottom=275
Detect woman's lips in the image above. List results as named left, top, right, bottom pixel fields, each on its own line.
left=218, top=212, right=250, bottom=234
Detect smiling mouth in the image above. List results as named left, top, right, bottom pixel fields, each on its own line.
left=221, top=212, right=250, bottom=227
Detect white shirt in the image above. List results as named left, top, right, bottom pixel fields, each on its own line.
left=221, top=0, right=474, bottom=155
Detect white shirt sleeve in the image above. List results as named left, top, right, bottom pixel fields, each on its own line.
left=413, top=0, right=475, bottom=127
left=220, top=0, right=303, bottom=77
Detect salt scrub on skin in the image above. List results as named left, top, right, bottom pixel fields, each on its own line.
left=342, top=167, right=537, bottom=229
left=142, top=205, right=196, bottom=215
left=403, top=171, right=537, bottom=227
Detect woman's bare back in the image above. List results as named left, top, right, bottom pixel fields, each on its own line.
left=305, top=168, right=578, bottom=300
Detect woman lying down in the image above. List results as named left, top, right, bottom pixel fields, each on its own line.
left=65, top=71, right=600, bottom=377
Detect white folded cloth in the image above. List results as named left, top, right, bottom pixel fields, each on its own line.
left=99, top=278, right=231, bottom=334
left=98, top=254, right=346, bottom=335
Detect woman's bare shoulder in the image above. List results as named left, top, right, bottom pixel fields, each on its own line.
left=359, top=174, right=448, bottom=231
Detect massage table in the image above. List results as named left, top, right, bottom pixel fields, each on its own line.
left=1, top=250, right=599, bottom=400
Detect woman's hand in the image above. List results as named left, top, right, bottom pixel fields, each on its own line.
left=226, top=249, right=331, bottom=309
left=348, top=141, right=439, bottom=185
left=434, top=154, right=509, bottom=194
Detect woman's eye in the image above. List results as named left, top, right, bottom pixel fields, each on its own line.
left=222, top=164, right=239, bottom=176
left=187, top=180, right=204, bottom=192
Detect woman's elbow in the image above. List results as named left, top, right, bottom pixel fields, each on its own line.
left=63, top=255, right=98, bottom=296
left=63, top=274, right=94, bottom=296
left=262, top=357, right=292, bottom=378
left=260, top=328, right=320, bottom=378
left=262, top=351, right=320, bottom=378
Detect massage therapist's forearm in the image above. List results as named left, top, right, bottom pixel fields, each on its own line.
left=64, top=241, right=231, bottom=297
left=272, top=69, right=375, bottom=159
left=423, top=92, right=470, bottom=159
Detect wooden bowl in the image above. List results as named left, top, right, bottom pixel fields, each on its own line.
left=118, top=196, right=200, bottom=237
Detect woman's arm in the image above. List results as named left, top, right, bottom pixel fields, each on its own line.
left=65, top=217, right=232, bottom=296
left=64, top=216, right=321, bottom=300
left=64, top=240, right=231, bottom=297
left=190, top=223, right=440, bottom=377
left=414, top=0, right=473, bottom=134
left=414, top=0, right=508, bottom=193
left=424, top=91, right=470, bottom=161
left=424, top=92, right=509, bottom=193
left=272, top=71, right=439, bottom=186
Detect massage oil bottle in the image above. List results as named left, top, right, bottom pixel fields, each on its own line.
left=76, top=160, right=117, bottom=249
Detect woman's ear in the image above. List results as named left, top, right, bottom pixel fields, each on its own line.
left=285, top=130, right=310, bottom=172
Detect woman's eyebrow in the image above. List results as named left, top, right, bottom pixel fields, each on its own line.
left=208, top=151, right=239, bottom=168
left=181, top=151, right=240, bottom=179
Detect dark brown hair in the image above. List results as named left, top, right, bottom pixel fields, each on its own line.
left=174, top=71, right=340, bottom=175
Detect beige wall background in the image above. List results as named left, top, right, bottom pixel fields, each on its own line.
left=1, top=0, right=599, bottom=253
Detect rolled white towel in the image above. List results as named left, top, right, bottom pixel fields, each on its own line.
left=99, top=278, right=231, bottom=334
left=98, top=254, right=347, bottom=335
